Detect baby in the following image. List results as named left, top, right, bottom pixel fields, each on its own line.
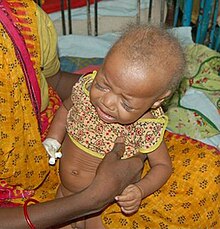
left=43, top=24, right=185, bottom=229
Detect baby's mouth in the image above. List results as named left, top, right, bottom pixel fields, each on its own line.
left=96, top=106, right=116, bottom=123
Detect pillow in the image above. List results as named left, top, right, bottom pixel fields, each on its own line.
left=60, top=56, right=103, bottom=73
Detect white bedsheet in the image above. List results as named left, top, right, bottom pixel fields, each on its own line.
left=58, top=26, right=194, bottom=57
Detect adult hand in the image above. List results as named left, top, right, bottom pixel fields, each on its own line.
left=46, top=71, right=81, bottom=101
left=90, top=137, right=146, bottom=209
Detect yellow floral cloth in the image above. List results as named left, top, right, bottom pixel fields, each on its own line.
left=0, top=0, right=60, bottom=206
left=67, top=71, right=168, bottom=159
left=37, top=2, right=60, bottom=111
left=102, top=131, right=220, bottom=228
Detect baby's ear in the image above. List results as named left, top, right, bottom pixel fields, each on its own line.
left=151, top=90, right=171, bottom=109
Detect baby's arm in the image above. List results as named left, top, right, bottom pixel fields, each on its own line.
left=116, top=141, right=172, bottom=214
left=43, top=97, right=72, bottom=164
left=46, top=97, right=72, bottom=141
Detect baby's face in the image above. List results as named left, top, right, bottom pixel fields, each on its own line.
left=90, top=54, right=162, bottom=125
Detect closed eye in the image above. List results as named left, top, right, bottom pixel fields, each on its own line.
left=95, top=82, right=107, bottom=91
left=121, top=101, right=134, bottom=112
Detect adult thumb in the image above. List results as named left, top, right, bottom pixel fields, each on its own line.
left=110, top=137, right=125, bottom=159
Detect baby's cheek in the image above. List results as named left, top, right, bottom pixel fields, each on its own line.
left=118, top=111, right=138, bottom=125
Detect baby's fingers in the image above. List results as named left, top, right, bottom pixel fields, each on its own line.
left=115, top=190, right=132, bottom=203
left=115, top=194, right=128, bottom=202
left=120, top=199, right=141, bottom=215
left=115, top=194, right=136, bottom=209
left=121, top=206, right=138, bottom=215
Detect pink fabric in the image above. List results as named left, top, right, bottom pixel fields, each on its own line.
left=73, top=65, right=100, bottom=75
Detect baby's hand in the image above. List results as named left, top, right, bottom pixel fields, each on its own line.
left=115, top=184, right=142, bottom=215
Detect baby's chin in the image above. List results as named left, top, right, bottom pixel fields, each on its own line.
left=100, top=118, right=118, bottom=124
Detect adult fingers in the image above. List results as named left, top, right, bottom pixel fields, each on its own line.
left=109, top=136, right=125, bottom=159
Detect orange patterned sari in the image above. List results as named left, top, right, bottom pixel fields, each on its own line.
left=0, top=0, right=61, bottom=207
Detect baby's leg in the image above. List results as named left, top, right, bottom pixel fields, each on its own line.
left=71, top=220, right=85, bottom=229
left=57, top=185, right=104, bottom=229
left=57, top=221, right=85, bottom=229
left=56, top=186, right=86, bottom=229
left=85, top=214, right=105, bottom=229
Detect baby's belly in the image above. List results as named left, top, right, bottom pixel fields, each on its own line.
left=59, top=134, right=102, bottom=196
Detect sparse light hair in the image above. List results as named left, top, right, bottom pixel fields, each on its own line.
left=106, top=23, right=186, bottom=94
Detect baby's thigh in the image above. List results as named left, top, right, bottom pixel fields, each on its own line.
left=85, top=214, right=105, bottom=229
left=56, top=186, right=86, bottom=229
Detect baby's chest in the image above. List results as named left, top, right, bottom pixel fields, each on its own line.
left=67, top=111, right=144, bottom=158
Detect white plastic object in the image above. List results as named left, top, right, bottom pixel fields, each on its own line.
left=42, top=138, right=62, bottom=165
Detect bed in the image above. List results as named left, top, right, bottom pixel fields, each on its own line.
left=39, top=0, right=220, bottom=227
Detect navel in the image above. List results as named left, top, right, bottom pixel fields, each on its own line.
left=71, top=170, right=79, bottom=176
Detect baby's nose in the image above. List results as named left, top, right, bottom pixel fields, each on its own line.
left=102, top=92, right=116, bottom=111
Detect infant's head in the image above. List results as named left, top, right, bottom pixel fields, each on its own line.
left=90, top=24, right=185, bottom=125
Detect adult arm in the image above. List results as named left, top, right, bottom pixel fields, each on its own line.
left=37, top=4, right=82, bottom=102
left=0, top=139, right=145, bottom=229
left=46, top=71, right=81, bottom=101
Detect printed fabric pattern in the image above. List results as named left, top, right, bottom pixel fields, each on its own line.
left=0, top=0, right=60, bottom=206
